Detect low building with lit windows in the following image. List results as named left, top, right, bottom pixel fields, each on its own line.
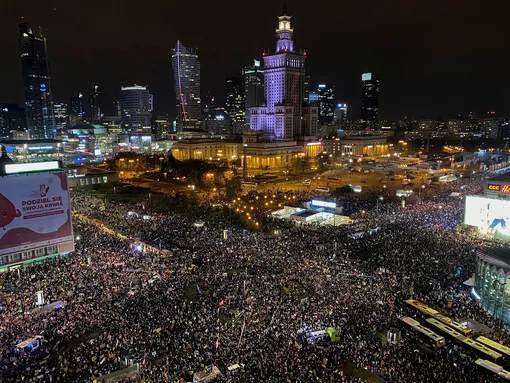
left=172, top=139, right=239, bottom=162
left=323, top=136, right=389, bottom=156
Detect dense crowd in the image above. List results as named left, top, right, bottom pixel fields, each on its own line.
left=1, top=171, right=509, bottom=382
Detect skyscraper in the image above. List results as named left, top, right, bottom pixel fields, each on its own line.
left=171, top=41, right=201, bottom=131
left=243, top=60, right=264, bottom=127
left=317, top=84, right=335, bottom=124
left=334, top=103, right=348, bottom=128
left=69, top=93, right=85, bottom=126
left=0, top=104, right=26, bottom=139
left=361, top=72, right=380, bottom=128
left=303, top=76, right=310, bottom=104
left=225, top=76, right=245, bottom=132
left=250, top=2, right=317, bottom=139
left=19, top=22, right=55, bottom=138
left=89, top=83, right=102, bottom=124
left=53, top=102, right=68, bottom=133
left=119, top=85, right=151, bottom=135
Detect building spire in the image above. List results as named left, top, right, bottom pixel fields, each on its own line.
left=282, top=0, right=288, bottom=16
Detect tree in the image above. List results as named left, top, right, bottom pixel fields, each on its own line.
left=316, top=153, right=332, bottom=172
left=225, top=178, right=242, bottom=200
left=291, top=156, right=311, bottom=174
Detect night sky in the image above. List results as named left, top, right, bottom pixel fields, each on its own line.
left=2, top=0, right=510, bottom=120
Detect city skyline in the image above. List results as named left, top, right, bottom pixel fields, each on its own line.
left=1, top=0, right=509, bottom=121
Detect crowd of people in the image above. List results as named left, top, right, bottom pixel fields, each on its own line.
left=1, top=170, right=508, bottom=382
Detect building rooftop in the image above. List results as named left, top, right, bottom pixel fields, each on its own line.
left=488, top=173, right=510, bottom=183
left=0, top=139, right=62, bottom=145
left=477, top=247, right=510, bottom=273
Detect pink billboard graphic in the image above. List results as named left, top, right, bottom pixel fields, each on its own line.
left=0, top=172, right=73, bottom=256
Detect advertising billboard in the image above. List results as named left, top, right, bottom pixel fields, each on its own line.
left=0, top=172, right=73, bottom=255
left=465, top=195, right=510, bottom=240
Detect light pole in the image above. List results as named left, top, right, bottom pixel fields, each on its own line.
left=376, top=195, right=383, bottom=213
left=418, top=185, right=425, bottom=201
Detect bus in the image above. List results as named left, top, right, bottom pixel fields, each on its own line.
left=405, top=299, right=472, bottom=337
left=426, top=318, right=466, bottom=341
left=314, top=187, right=331, bottom=194
left=400, top=316, right=445, bottom=348
left=475, top=359, right=510, bottom=380
left=477, top=336, right=510, bottom=359
left=463, top=338, right=502, bottom=362
left=327, top=177, right=341, bottom=183
left=241, top=182, right=258, bottom=191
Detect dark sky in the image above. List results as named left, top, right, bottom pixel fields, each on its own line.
left=2, top=0, right=510, bottom=120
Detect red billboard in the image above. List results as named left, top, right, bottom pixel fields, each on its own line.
left=0, top=172, right=73, bottom=256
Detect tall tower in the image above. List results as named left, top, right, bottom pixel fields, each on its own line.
left=19, top=22, right=55, bottom=139
left=225, top=76, right=245, bottom=132
left=251, top=2, right=307, bottom=139
left=89, top=83, right=102, bottom=124
left=361, top=73, right=380, bottom=129
left=171, top=41, right=201, bottom=132
left=119, top=85, right=151, bottom=135
left=243, top=59, right=264, bottom=127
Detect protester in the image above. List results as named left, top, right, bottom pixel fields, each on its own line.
left=0, top=171, right=505, bottom=382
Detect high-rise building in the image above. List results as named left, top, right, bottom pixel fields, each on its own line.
left=154, top=116, right=170, bottom=139
left=172, top=41, right=201, bottom=131
left=89, top=83, right=102, bottom=124
left=361, top=72, right=380, bottom=128
left=69, top=93, right=85, bottom=126
left=225, top=76, right=245, bottom=132
left=309, top=91, right=319, bottom=103
left=243, top=59, right=264, bottom=127
left=334, top=103, right=348, bottom=128
left=53, top=102, right=68, bottom=133
left=0, top=104, right=26, bottom=139
left=149, top=94, right=154, bottom=113
left=250, top=2, right=317, bottom=139
left=317, top=84, right=335, bottom=124
left=113, top=101, right=121, bottom=117
left=119, top=85, right=151, bottom=135
left=19, top=22, right=55, bottom=138
left=303, top=76, right=310, bottom=104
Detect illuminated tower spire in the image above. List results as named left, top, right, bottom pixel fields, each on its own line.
left=276, top=1, right=294, bottom=52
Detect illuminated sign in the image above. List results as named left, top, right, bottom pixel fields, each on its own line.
left=254, top=59, right=260, bottom=67
left=487, top=184, right=500, bottom=191
left=362, top=73, right=372, bottom=81
left=5, top=161, right=60, bottom=174
left=503, top=185, right=510, bottom=193
left=311, top=200, right=336, bottom=209
left=318, top=84, right=326, bottom=88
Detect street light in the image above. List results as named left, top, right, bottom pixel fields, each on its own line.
left=376, top=195, right=383, bottom=213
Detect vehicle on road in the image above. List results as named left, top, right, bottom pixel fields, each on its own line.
left=314, top=187, right=331, bottom=193
left=302, top=179, right=312, bottom=186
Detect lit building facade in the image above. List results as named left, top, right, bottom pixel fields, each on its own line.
left=225, top=76, right=245, bottom=132
left=318, top=84, right=335, bottom=124
left=69, top=93, right=85, bottom=126
left=334, top=103, right=348, bottom=128
left=249, top=4, right=317, bottom=140
left=119, top=85, right=151, bottom=135
left=89, top=83, right=102, bottom=124
left=19, top=22, right=55, bottom=139
left=0, top=104, right=27, bottom=139
left=172, top=41, right=202, bottom=131
left=323, top=136, right=389, bottom=156
left=53, top=102, right=68, bottom=133
left=361, top=72, right=380, bottom=128
left=172, top=140, right=239, bottom=162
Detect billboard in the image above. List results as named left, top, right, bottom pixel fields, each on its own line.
left=465, top=195, right=510, bottom=240
left=0, top=172, right=73, bottom=255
